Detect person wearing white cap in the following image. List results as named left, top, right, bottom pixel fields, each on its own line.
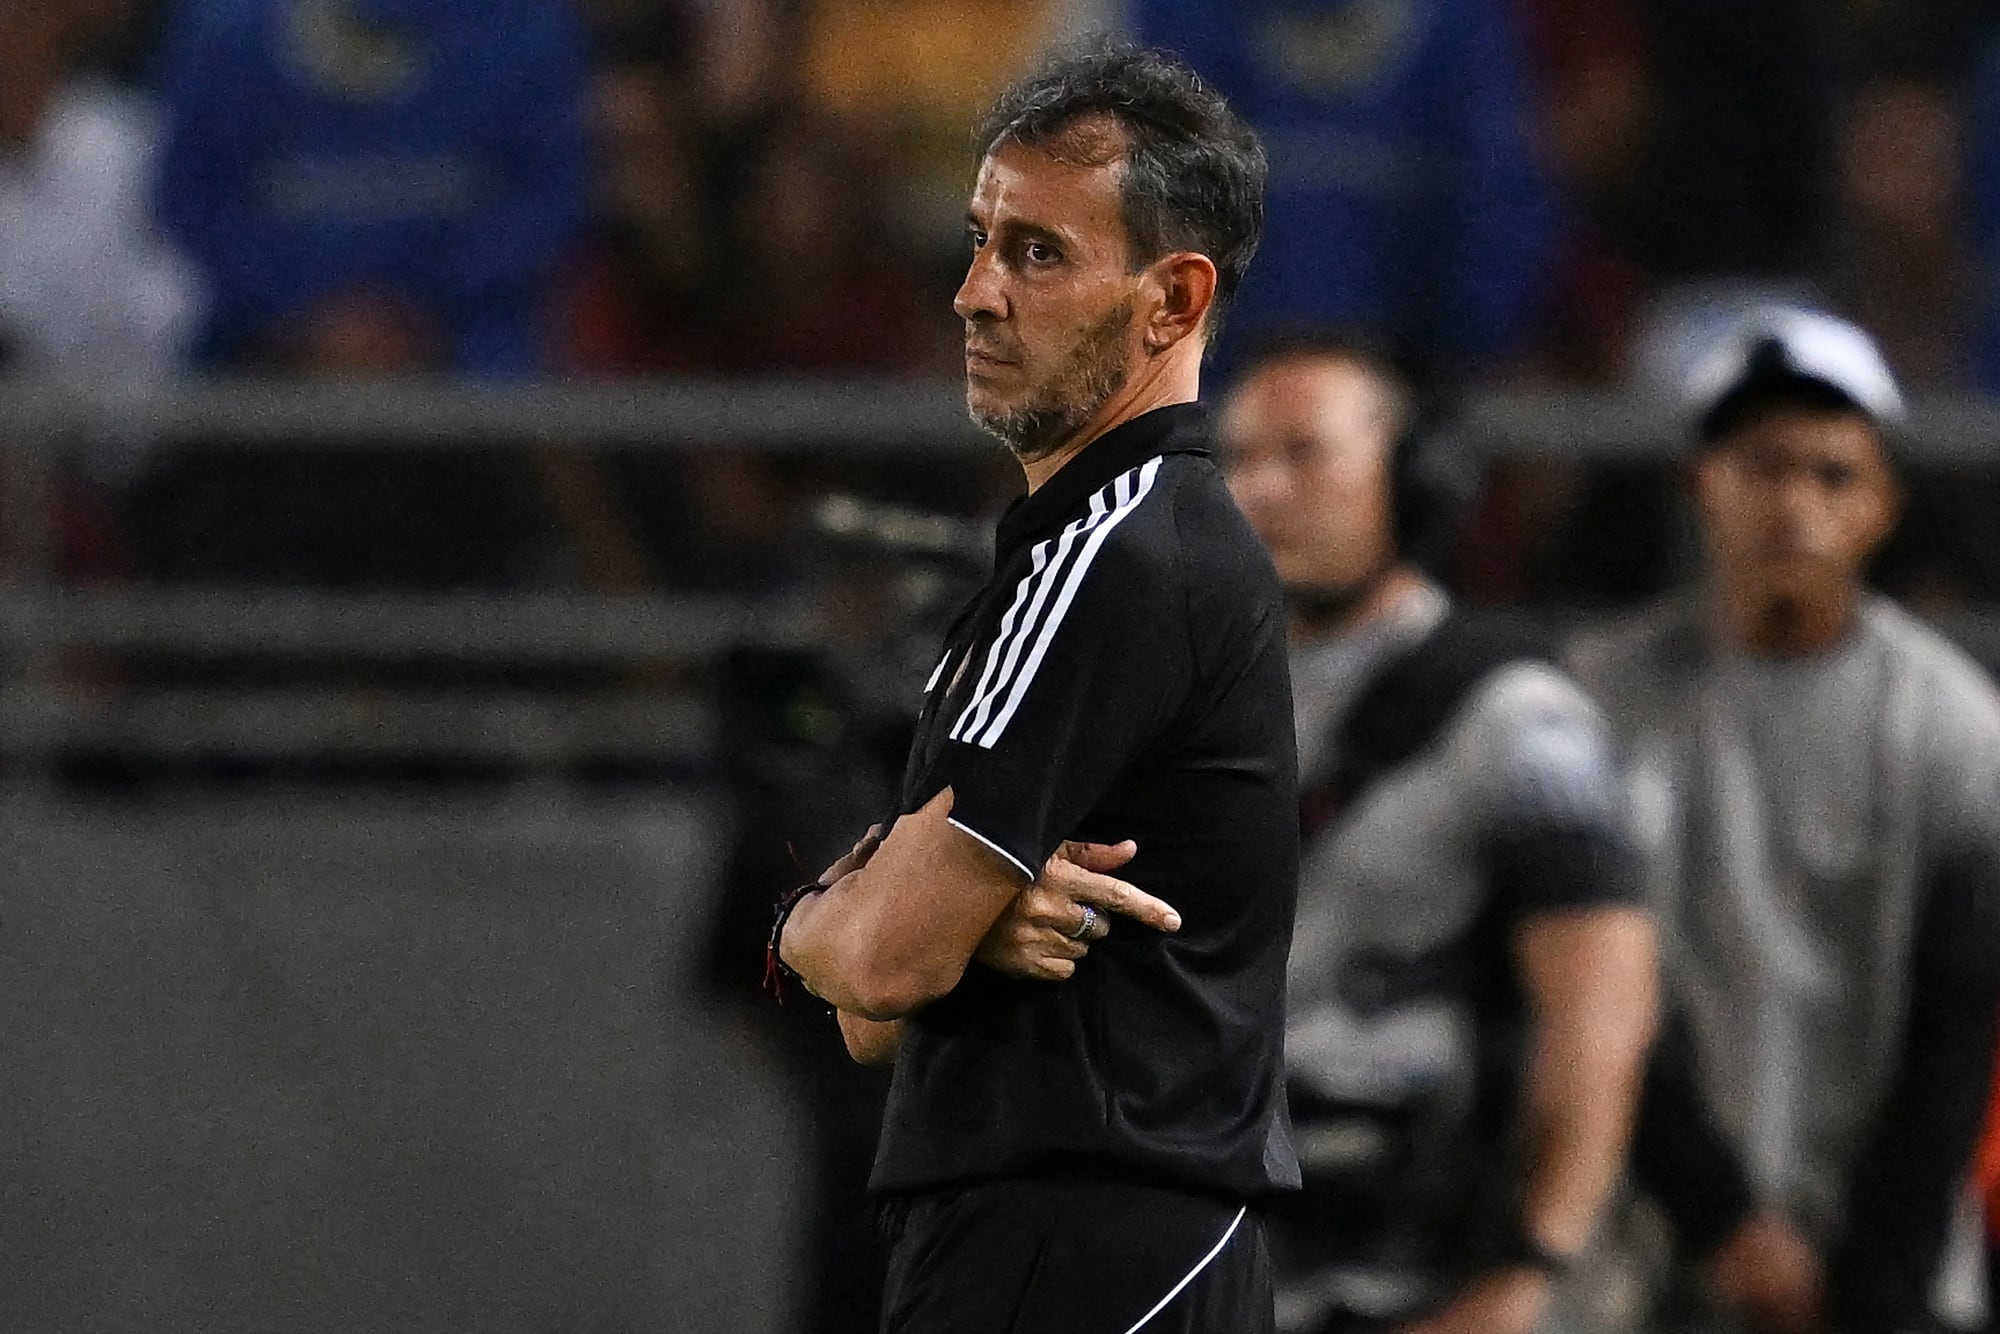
left=1568, top=307, right=2000, bottom=1334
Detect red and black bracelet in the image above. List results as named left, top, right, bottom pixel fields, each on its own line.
left=763, top=882, right=825, bottom=1003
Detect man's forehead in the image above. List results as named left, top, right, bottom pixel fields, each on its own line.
left=1223, top=363, right=1389, bottom=445
left=973, top=120, right=1129, bottom=196
left=1713, top=411, right=1893, bottom=477
left=1725, top=407, right=1884, bottom=453
left=967, top=143, right=1129, bottom=249
left=1233, top=356, right=1394, bottom=420
left=1022, top=113, right=1130, bottom=169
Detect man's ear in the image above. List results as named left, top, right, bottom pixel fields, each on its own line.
left=1142, top=252, right=1219, bottom=354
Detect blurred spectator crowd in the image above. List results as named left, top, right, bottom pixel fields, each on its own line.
left=12, top=0, right=2000, bottom=601
left=8, top=0, right=2000, bottom=386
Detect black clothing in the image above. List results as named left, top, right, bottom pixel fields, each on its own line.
left=870, top=403, right=1302, bottom=1201
left=1824, top=843, right=2000, bottom=1334
left=878, top=1177, right=1274, bottom=1334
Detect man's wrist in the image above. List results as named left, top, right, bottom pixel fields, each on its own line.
left=763, top=882, right=826, bottom=1004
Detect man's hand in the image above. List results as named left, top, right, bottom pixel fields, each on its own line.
left=1707, top=1209, right=1823, bottom=1334
left=816, top=825, right=884, bottom=886
left=1395, top=1270, right=1553, bottom=1334
left=974, top=839, right=1181, bottom=981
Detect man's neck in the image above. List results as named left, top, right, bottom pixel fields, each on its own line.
left=1289, top=565, right=1428, bottom=643
left=1021, top=341, right=1202, bottom=493
left=1711, top=579, right=1862, bottom=657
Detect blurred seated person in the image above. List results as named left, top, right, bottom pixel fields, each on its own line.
left=1569, top=308, right=2000, bottom=1334
left=152, top=0, right=587, bottom=376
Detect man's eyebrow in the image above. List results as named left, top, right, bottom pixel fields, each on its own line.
left=968, top=216, right=1071, bottom=248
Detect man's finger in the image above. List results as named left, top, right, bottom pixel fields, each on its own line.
left=819, top=832, right=883, bottom=884
left=1049, top=864, right=1181, bottom=933
left=1068, top=903, right=1111, bottom=942
left=1047, top=931, right=1090, bottom=960
left=1059, top=839, right=1138, bottom=873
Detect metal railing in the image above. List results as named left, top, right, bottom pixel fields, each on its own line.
left=5, top=374, right=2000, bottom=783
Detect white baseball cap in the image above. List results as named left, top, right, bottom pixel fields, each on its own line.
left=1682, top=306, right=1905, bottom=441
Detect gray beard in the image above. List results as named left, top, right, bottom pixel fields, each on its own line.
left=970, top=301, right=1133, bottom=462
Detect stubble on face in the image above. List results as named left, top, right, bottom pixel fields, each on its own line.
left=970, top=297, right=1136, bottom=462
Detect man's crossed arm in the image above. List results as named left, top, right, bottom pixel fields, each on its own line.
left=775, top=786, right=1177, bottom=1063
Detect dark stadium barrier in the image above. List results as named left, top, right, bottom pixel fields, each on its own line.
left=0, top=794, right=806, bottom=1333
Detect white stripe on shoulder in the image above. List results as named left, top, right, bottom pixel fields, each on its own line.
left=949, top=484, right=1114, bottom=742
left=950, top=538, right=1058, bottom=741
left=970, top=456, right=1162, bottom=749
left=1119, top=1204, right=1246, bottom=1334
left=922, top=652, right=951, bottom=694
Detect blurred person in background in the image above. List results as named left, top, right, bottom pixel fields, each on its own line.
left=1130, top=0, right=1559, bottom=374
left=555, top=0, right=961, bottom=597
left=1826, top=43, right=2000, bottom=614
left=553, top=4, right=792, bottom=595
left=151, top=0, right=587, bottom=376
left=557, top=1, right=725, bottom=378
left=1451, top=0, right=1664, bottom=613
left=0, top=0, right=204, bottom=583
left=1821, top=53, right=1971, bottom=392
left=1218, top=332, right=1658, bottom=1334
left=0, top=0, right=201, bottom=382
left=1569, top=308, right=2000, bottom=1334
left=722, top=106, right=942, bottom=375
left=1509, top=0, right=1650, bottom=384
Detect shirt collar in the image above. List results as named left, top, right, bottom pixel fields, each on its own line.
left=993, top=402, right=1212, bottom=555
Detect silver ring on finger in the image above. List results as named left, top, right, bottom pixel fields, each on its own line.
left=1066, top=905, right=1099, bottom=942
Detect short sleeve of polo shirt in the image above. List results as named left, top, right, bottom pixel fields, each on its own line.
left=922, top=514, right=1191, bottom=881
left=1461, top=663, right=1644, bottom=920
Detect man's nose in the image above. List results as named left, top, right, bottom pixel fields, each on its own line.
left=1773, top=472, right=1832, bottom=541
left=1227, top=457, right=1290, bottom=518
left=954, top=250, right=1007, bottom=324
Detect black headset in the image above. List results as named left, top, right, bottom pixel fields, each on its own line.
left=1231, top=327, right=1481, bottom=574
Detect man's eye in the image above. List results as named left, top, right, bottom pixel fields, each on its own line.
left=968, top=230, right=989, bottom=251
left=1026, top=242, right=1061, bottom=264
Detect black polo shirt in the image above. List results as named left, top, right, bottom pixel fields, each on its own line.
left=870, top=402, right=1303, bottom=1200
